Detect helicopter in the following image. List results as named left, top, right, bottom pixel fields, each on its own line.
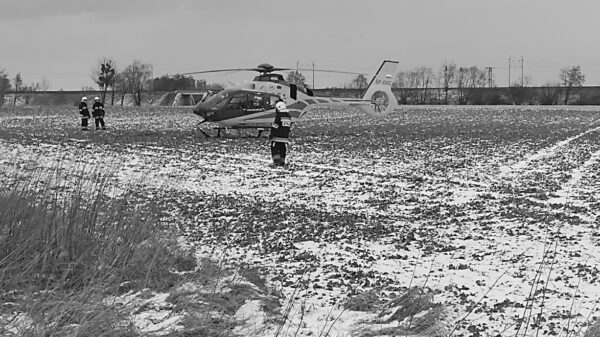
left=187, top=60, right=399, bottom=137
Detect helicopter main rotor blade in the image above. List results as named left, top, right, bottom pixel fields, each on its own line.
left=297, top=68, right=366, bottom=75
left=180, top=68, right=257, bottom=75
left=179, top=66, right=363, bottom=76
left=259, top=67, right=291, bottom=72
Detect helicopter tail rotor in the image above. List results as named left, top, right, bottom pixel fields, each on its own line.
left=355, top=60, right=399, bottom=118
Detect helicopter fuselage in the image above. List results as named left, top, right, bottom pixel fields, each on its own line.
left=192, top=86, right=299, bottom=129
left=191, top=60, right=399, bottom=130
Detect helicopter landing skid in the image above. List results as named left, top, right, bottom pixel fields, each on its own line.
left=196, top=119, right=213, bottom=138
left=199, top=127, right=227, bottom=138
left=198, top=125, right=266, bottom=138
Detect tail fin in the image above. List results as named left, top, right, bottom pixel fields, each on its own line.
left=357, top=60, right=399, bottom=117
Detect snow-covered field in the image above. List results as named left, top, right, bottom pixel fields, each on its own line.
left=1, top=105, right=599, bottom=336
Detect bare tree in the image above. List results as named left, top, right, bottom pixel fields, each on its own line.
left=23, top=82, right=40, bottom=105
left=559, top=65, right=585, bottom=104
left=351, top=73, right=368, bottom=89
left=539, top=82, right=561, bottom=105
left=113, top=72, right=127, bottom=106
left=40, top=78, right=50, bottom=91
left=286, top=70, right=306, bottom=86
left=12, top=73, right=22, bottom=106
left=456, top=67, right=469, bottom=104
left=415, top=66, right=435, bottom=104
left=400, top=68, right=424, bottom=103
left=92, top=57, right=116, bottom=104
left=393, top=71, right=410, bottom=104
left=439, top=62, right=456, bottom=104
left=467, top=66, right=486, bottom=88
left=0, top=68, right=10, bottom=107
left=121, top=60, right=153, bottom=106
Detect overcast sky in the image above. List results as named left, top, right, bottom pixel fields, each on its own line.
left=1, top=0, right=599, bottom=90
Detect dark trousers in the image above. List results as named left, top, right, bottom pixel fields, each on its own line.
left=270, top=141, right=287, bottom=165
left=81, top=117, right=89, bottom=130
left=95, top=117, right=106, bottom=130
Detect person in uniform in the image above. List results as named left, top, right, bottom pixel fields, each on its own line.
left=78, top=97, right=90, bottom=130
left=92, top=97, right=106, bottom=130
left=269, top=100, right=292, bottom=166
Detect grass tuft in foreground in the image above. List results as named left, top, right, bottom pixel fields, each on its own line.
left=0, top=168, right=196, bottom=336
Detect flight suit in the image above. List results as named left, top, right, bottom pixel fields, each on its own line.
left=92, top=101, right=106, bottom=130
left=78, top=101, right=90, bottom=130
left=269, top=109, right=292, bottom=166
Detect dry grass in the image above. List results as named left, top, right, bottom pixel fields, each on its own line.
left=0, top=166, right=197, bottom=336
left=346, top=287, right=447, bottom=337
left=585, top=318, right=600, bottom=337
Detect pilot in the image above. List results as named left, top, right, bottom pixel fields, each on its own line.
left=78, top=96, right=90, bottom=130
left=269, top=100, right=292, bottom=166
left=92, top=97, right=106, bottom=130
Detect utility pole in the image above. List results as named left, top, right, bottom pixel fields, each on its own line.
left=485, top=66, right=494, bottom=87
left=521, top=56, right=524, bottom=87
left=508, top=56, right=511, bottom=87
left=312, top=61, right=315, bottom=89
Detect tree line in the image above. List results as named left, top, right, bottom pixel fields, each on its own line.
left=0, top=60, right=590, bottom=107
left=90, top=58, right=155, bottom=106
left=0, top=69, right=50, bottom=106
left=387, top=62, right=586, bottom=105
left=0, top=57, right=222, bottom=107
left=90, top=58, right=225, bottom=106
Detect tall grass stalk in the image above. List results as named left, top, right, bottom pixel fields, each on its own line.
left=274, top=266, right=310, bottom=337
left=515, top=223, right=554, bottom=337
left=535, top=241, right=559, bottom=337
left=448, top=269, right=507, bottom=337
left=561, top=277, right=582, bottom=337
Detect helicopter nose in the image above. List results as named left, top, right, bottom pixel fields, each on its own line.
left=193, top=103, right=208, bottom=118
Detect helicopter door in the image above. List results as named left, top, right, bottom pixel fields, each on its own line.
left=289, top=84, right=298, bottom=100
left=265, top=94, right=279, bottom=110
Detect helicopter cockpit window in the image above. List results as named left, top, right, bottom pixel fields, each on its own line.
left=204, top=91, right=230, bottom=109
left=225, top=93, right=247, bottom=110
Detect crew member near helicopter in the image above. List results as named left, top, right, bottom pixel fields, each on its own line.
left=269, top=100, right=292, bottom=166
left=78, top=96, right=90, bottom=130
left=91, top=97, right=106, bottom=130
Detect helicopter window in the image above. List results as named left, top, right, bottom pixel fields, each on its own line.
left=226, top=93, right=247, bottom=110
left=204, top=91, right=229, bottom=108
left=247, top=94, right=264, bottom=109
left=267, top=95, right=279, bottom=109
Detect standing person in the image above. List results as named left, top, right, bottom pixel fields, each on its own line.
left=78, top=97, right=90, bottom=130
left=269, top=100, right=292, bottom=166
left=92, top=97, right=106, bottom=130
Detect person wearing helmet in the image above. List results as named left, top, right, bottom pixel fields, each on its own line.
left=78, top=96, right=90, bottom=130
left=269, top=99, right=292, bottom=166
left=92, top=96, right=106, bottom=130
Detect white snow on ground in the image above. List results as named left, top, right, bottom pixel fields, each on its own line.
left=2, top=105, right=600, bottom=336
left=548, top=148, right=600, bottom=207
left=499, top=124, right=600, bottom=176
left=233, top=300, right=270, bottom=336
